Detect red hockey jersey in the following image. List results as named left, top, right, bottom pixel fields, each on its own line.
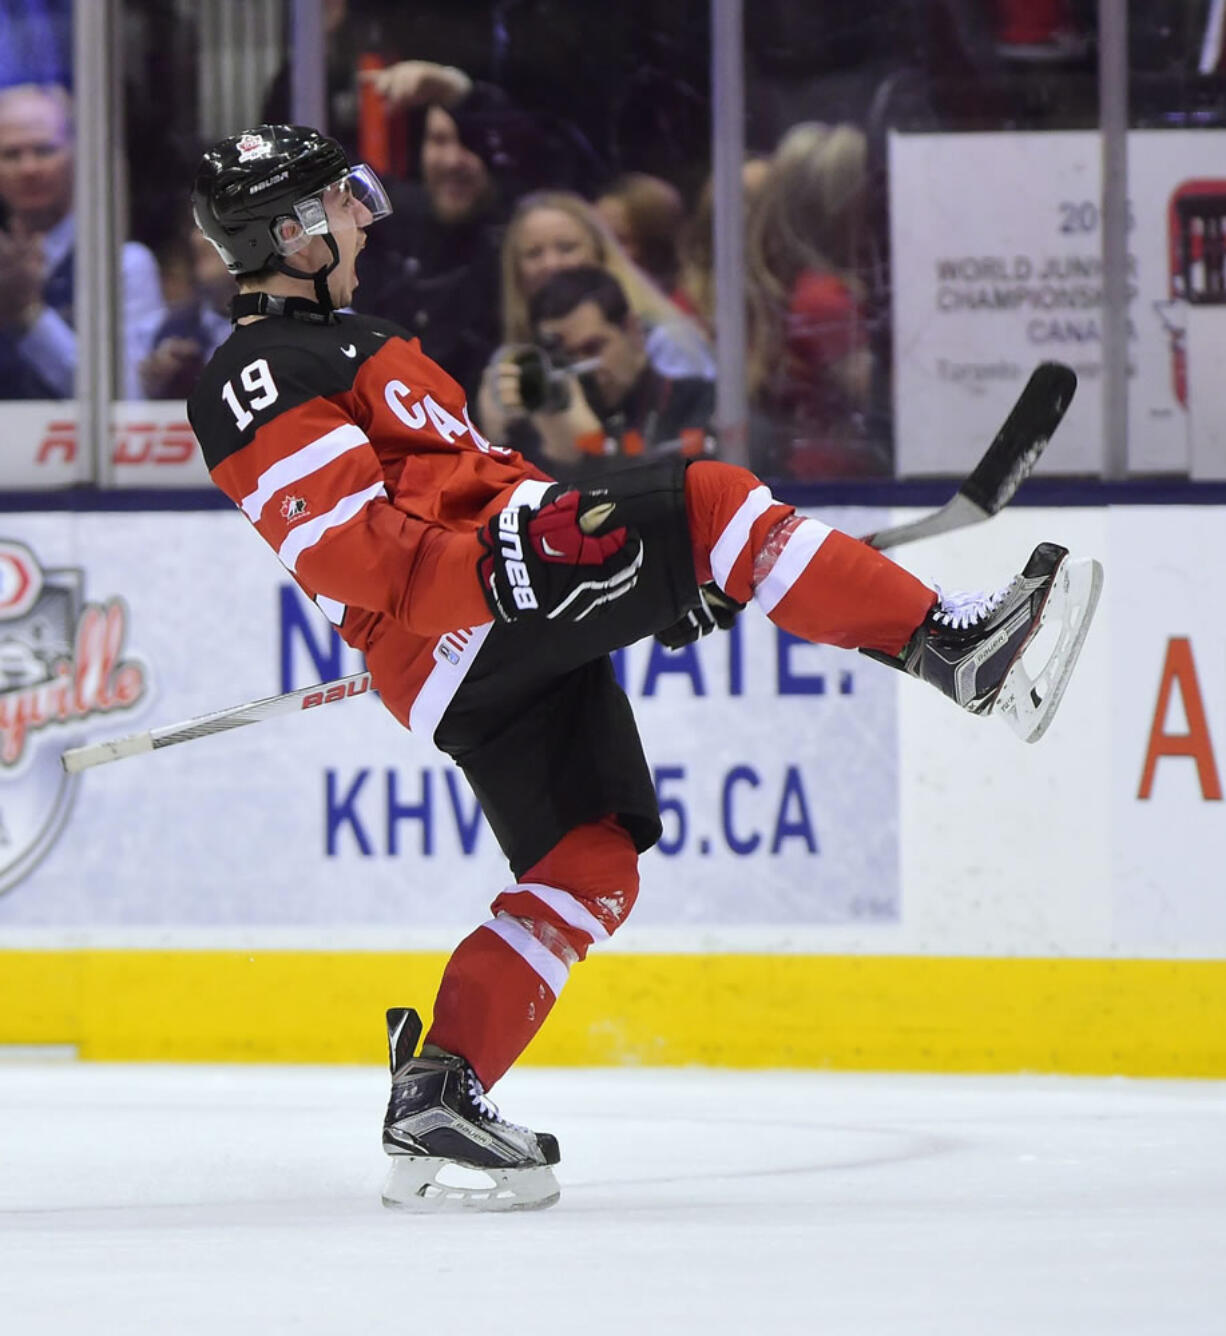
left=188, top=311, right=552, bottom=734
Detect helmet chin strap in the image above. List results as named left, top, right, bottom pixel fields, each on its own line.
left=274, top=233, right=341, bottom=314
left=230, top=235, right=343, bottom=324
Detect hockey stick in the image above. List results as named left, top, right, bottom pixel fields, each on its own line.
left=60, top=672, right=374, bottom=773
left=862, top=360, right=1077, bottom=550
left=61, top=366, right=1075, bottom=775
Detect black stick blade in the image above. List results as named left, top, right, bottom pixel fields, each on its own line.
left=959, top=362, right=1077, bottom=515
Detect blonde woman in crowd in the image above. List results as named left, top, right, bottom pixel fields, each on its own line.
left=744, top=122, right=887, bottom=478
left=476, top=189, right=713, bottom=445
left=676, top=155, right=771, bottom=339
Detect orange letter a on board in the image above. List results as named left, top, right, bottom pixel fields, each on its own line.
left=1137, top=636, right=1222, bottom=800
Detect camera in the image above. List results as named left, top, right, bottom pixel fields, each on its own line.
left=511, top=344, right=573, bottom=414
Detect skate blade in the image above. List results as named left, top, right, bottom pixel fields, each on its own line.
left=381, top=1155, right=561, bottom=1213
left=993, top=554, right=1103, bottom=743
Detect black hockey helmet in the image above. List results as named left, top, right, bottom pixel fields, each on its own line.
left=192, top=125, right=390, bottom=278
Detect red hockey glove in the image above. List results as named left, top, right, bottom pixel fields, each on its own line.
left=654, top=582, right=746, bottom=650
left=478, top=488, right=644, bottom=624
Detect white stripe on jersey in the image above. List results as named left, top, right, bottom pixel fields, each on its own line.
left=509, top=882, right=612, bottom=942
left=404, top=480, right=550, bottom=737
left=710, top=484, right=775, bottom=591
left=506, top=478, right=553, bottom=510
left=753, top=517, right=834, bottom=614
left=278, top=481, right=386, bottom=573
left=408, top=622, right=492, bottom=737
left=484, top=914, right=570, bottom=997
left=240, top=422, right=370, bottom=522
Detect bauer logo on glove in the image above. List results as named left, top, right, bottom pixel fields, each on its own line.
left=494, top=507, right=540, bottom=613
left=478, top=489, right=644, bottom=624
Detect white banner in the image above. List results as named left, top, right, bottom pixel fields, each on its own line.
left=0, top=503, right=1220, bottom=960
left=889, top=129, right=1226, bottom=477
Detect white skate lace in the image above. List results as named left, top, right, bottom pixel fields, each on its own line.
left=931, top=579, right=1017, bottom=630
left=466, top=1068, right=530, bottom=1133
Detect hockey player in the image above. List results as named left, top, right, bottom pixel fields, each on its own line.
left=188, top=126, right=1102, bottom=1213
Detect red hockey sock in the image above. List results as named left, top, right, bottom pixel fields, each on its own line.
left=684, top=460, right=936, bottom=654
left=425, top=925, right=559, bottom=1092
left=424, top=816, right=639, bottom=1089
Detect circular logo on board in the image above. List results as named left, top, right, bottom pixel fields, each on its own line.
left=0, top=540, right=149, bottom=895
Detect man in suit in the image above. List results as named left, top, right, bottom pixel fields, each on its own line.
left=0, top=82, right=164, bottom=399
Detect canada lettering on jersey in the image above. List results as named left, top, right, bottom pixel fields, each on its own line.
left=386, top=380, right=506, bottom=457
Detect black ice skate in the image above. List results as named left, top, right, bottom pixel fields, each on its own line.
left=870, top=542, right=1103, bottom=743
left=380, top=1007, right=561, bottom=1212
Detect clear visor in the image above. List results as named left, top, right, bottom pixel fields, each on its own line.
left=271, top=163, right=393, bottom=257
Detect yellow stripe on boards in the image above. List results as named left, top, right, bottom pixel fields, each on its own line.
left=0, top=951, right=1223, bottom=1077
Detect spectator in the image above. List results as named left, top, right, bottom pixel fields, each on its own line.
left=676, top=155, right=771, bottom=338
left=0, top=83, right=164, bottom=400
left=265, top=3, right=620, bottom=188
left=140, top=225, right=236, bottom=400
left=492, top=263, right=714, bottom=482
left=356, top=67, right=506, bottom=405
left=363, top=58, right=603, bottom=199
left=477, top=189, right=713, bottom=445
left=744, top=122, right=889, bottom=479
left=595, top=172, right=686, bottom=299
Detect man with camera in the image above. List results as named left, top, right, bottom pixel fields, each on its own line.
left=493, top=264, right=717, bottom=482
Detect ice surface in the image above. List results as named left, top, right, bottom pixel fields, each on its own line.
left=0, top=1064, right=1223, bottom=1335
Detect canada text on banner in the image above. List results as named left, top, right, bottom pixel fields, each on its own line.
left=888, top=128, right=1226, bottom=478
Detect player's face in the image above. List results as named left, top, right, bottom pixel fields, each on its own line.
left=515, top=208, right=600, bottom=297
left=321, top=180, right=372, bottom=306
left=0, top=91, right=73, bottom=229
left=421, top=106, right=489, bottom=224
left=537, top=299, right=645, bottom=412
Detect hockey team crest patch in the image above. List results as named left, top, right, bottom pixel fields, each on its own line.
left=236, top=132, right=272, bottom=163
left=0, top=540, right=149, bottom=895
left=281, top=495, right=309, bottom=522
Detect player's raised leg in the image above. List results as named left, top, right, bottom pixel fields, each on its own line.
left=683, top=460, right=1102, bottom=743
left=863, top=540, right=1102, bottom=743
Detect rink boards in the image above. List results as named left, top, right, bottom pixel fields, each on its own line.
left=0, top=503, right=1223, bottom=1075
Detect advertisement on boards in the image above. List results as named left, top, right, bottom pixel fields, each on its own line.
left=1, top=503, right=1220, bottom=957
left=0, top=402, right=211, bottom=489
left=0, top=509, right=900, bottom=934
left=1113, top=507, right=1226, bottom=953
left=0, top=532, right=151, bottom=892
